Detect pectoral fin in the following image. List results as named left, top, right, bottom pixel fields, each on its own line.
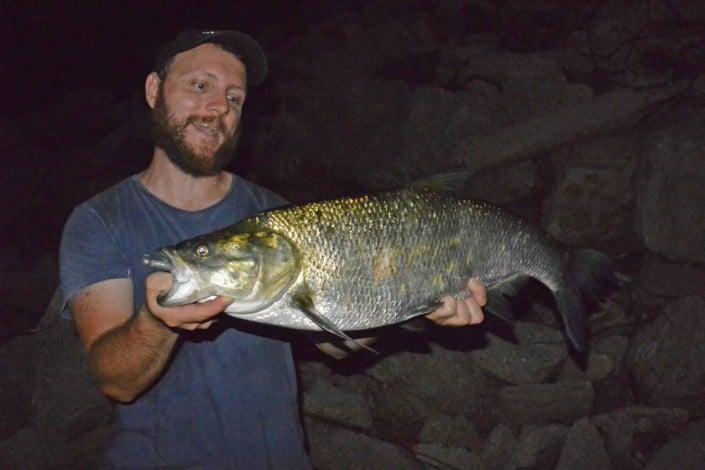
left=405, top=300, right=444, bottom=318
left=484, top=275, right=532, bottom=323
left=291, top=293, right=379, bottom=354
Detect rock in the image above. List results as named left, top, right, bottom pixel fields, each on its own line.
left=441, top=50, right=565, bottom=86
left=482, top=423, right=516, bottom=470
left=470, top=321, right=567, bottom=385
left=626, top=296, right=705, bottom=416
left=303, top=377, right=373, bottom=430
left=305, top=417, right=424, bottom=470
left=463, top=160, right=539, bottom=206
left=253, top=77, right=505, bottom=192
left=30, top=290, right=113, bottom=465
left=1, top=250, right=59, bottom=338
left=413, top=443, right=483, bottom=469
left=417, top=415, right=483, bottom=453
left=501, top=78, right=593, bottom=124
left=588, top=289, right=635, bottom=340
left=365, top=343, right=499, bottom=440
left=593, top=335, right=629, bottom=374
left=595, top=409, right=640, bottom=470
left=591, top=406, right=690, bottom=437
left=543, top=134, right=637, bottom=245
left=591, top=373, right=636, bottom=416
left=499, top=381, right=594, bottom=427
left=0, top=336, right=37, bottom=441
left=0, top=427, right=40, bottom=469
left=636, top=252, right=705, bottom=298
left=558, top=351, right=614, bottom=384
left=592, top=406, right=690, bottom=468
left=636, top=105, right=705, bottom=263
left=645, top=419, right=705, bottom=470
left=507, top=424, right=568, bottom=469
left=401, top=85, right=504, bottom=180
left=555, top=418, right=610, bottom=470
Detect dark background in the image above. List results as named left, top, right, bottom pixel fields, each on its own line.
left=1, top=0, right=318, bottom=336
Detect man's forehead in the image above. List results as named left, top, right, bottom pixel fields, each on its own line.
left=169, top=43, right=247, bottom=84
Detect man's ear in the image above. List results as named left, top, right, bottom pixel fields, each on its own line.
left=145, top=72, right=161, bottom=109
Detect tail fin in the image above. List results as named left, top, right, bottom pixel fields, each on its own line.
left=554, top=248, right=617, bottom=352
left=570, top=248, right=618, bottom=301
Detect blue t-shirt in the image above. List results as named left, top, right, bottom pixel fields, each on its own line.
left=59, top=174, right=311, bottom=469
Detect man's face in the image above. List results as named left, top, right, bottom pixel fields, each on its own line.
left=150, top=43, right=248, bottom=177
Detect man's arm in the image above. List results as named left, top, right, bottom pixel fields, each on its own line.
left=71, top=273, right=232, bottom=403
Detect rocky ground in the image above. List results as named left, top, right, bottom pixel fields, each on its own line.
left=2, top=1, right=705, bottom=468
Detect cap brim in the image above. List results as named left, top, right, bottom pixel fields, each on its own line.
left=197, top=31, right=268, bottom=86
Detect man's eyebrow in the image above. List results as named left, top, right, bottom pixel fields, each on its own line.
left=197, top=71, right=246, bottom=92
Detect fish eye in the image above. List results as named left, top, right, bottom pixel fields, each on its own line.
left=195, top=245, right=209, bottom=257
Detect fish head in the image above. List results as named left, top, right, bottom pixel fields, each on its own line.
left=147, top=223, right=300, bottom=313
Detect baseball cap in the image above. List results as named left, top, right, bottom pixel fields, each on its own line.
left=153, top=30, right=268, bottom=85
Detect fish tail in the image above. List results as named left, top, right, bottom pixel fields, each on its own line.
left=569, top=248, right=618, bottom=301
left=553, top=248, right=617, bottom=352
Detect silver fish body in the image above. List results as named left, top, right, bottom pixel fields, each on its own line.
left=145, top=189, right=615, bottom=351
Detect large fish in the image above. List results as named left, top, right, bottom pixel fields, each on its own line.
left=143, top=188, right=615, bottom=352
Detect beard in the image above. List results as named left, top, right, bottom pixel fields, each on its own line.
left=150, top=85, right=241, bottom=177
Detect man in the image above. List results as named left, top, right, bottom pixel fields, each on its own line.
left=60, top=30, right=486, bottom=468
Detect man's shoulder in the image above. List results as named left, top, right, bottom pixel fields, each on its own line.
left=76, top=175, right=140, bottom=215
left=232, top=174, right=289, bottom=211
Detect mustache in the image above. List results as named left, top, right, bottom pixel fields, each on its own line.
left=185, top=115, right=225, bottom=132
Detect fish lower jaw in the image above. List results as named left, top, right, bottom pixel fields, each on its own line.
left=160, top=277, right=201, bottom=306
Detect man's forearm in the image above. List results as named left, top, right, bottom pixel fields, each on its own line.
left=89, top=306, right=179, bottom=403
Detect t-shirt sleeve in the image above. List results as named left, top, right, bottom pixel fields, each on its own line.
left=59, top=204, right=131, bottom=318
left=258, top=187, right=289, bottom=211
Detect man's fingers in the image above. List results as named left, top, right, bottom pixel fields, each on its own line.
left=425, top=290, right=485, bottom=326
left=181, top=319, right=217, bottom=331
left=425, top=295, right=456, bottom=321
left=463, top=297, right=485, bottom=325
left=467, top=278, right=487, bottom=307
left=148, top=293, right=233, bottom=329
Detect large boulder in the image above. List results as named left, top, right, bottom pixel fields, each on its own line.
left=626, top=296, right=705, bottom=416
left=470, top=321, right=567, bottom=385
left=0, top=336, right=37, bottom=441
left=645, top=419, right=705, bottom=470
left=555, top=418, right=610, bottom=470
left=635, top=105, right=705, bottom=263
left=498, top=381, right=594, bottom=427
left=305, top=417, right=425, bottom=470
left=542, top=134, right=637, bottom=245
left=30, top=290, right=113, bottom=467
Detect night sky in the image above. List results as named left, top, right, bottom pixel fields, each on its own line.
left=3, top=1, right=315, bottom=116
left=2, top=2, right=350, bottom=253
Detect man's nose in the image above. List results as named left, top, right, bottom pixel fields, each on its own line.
left=207, top=95, right=229, bottom=115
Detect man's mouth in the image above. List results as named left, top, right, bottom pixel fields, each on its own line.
left=192, top=121, right=220, bottom=138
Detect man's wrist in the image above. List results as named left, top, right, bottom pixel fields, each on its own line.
left=137, top=304, right=175, bottom=335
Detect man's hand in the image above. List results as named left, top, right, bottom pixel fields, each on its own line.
left=425, top=278, right=487, bottom=326
left=145, top=272, right=234, bottom=331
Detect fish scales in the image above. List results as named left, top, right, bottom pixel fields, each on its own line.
left=253, top=190, right=559, bottom=330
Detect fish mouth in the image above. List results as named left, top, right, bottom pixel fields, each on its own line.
left=143, top=249, right=207, bottom=306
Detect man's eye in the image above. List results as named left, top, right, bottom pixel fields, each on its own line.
left=195, top=82, right=207, bottom=91
left=227, top=96, right=241, bottom=106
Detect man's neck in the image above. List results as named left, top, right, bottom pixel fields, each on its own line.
left=139, top=149, right=233, bottom=212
